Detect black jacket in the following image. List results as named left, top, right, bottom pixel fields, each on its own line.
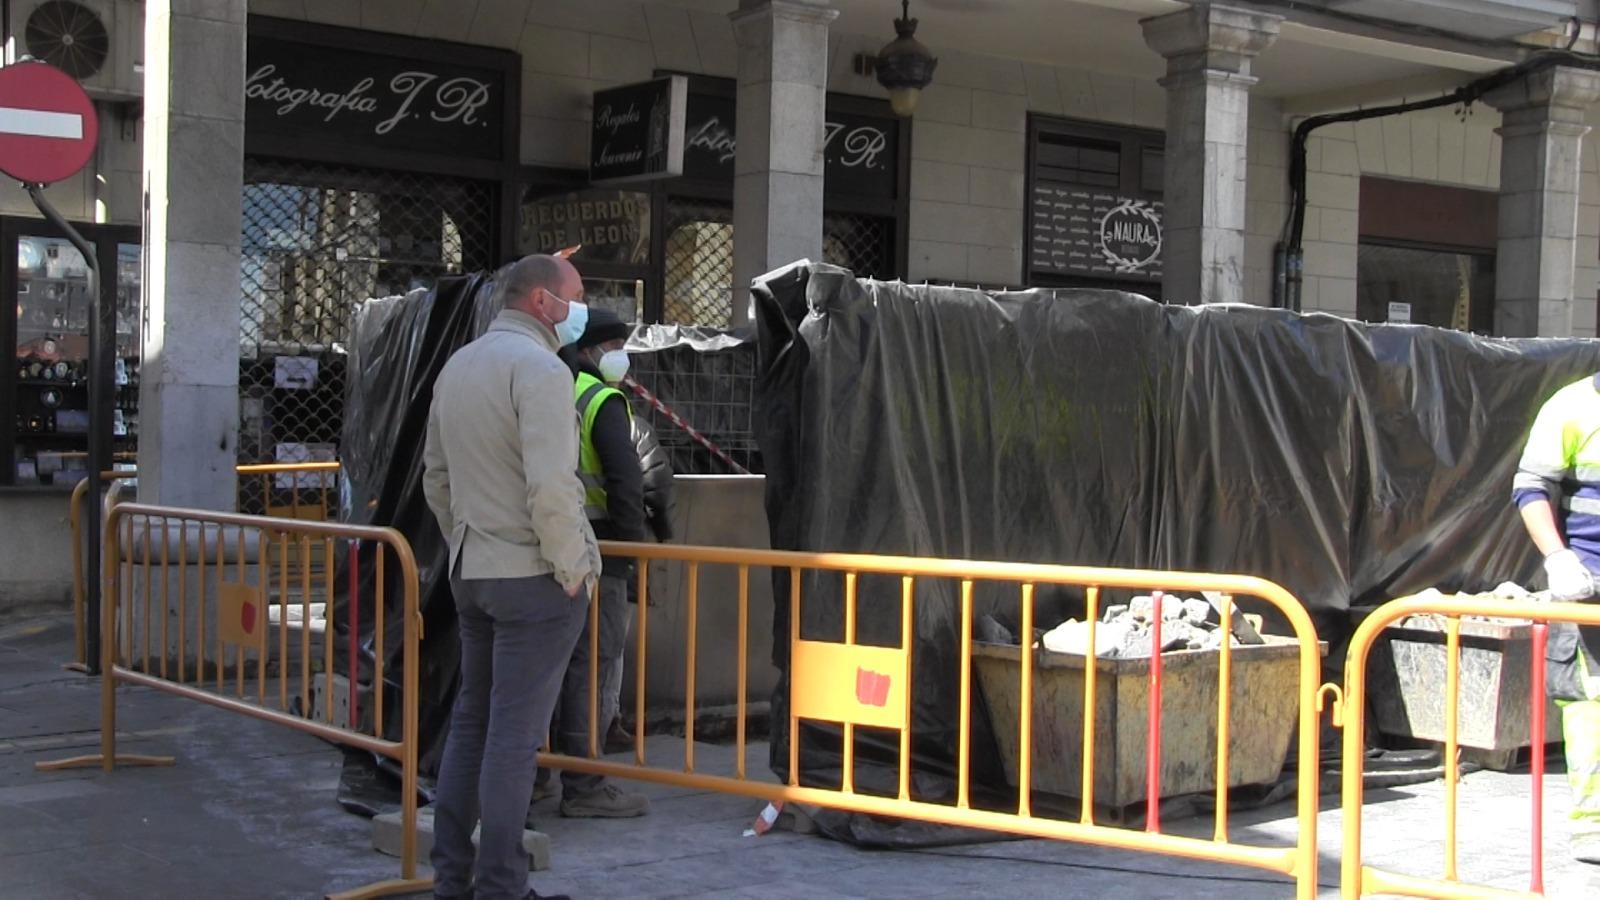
left=633, top=414, right=676, bottom=542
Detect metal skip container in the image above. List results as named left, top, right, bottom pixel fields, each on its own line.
left=1363, top=612, right=1561, bottom=762
left=972, top=636, right=1308, bottom=809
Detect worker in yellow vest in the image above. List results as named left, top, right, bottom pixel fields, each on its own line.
left=1514, top=372, right=1600, bottom=864
left=538, top=306, right=651, bottom=819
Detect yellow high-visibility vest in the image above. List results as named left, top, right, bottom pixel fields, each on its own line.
left=574, top=370, right=632, bottom=521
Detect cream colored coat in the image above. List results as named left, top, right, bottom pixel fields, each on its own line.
left=423, top=309, right=601, bottom=592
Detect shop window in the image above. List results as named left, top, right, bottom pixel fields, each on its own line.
left=1140, top=146, right=1165, bottom=194
left=238, top=158, right=495, bottom=496
left=663, top=206, right=735, bottom=329
left=1027, top=116, right=1165, bottom=292
left=1036, top=133, right=1121, bottom=188
left=823, top=213, right=895, bottom=281
left=1355, top=243, right=1495, bottom=333
left=660, top=200, right=896, bottom=328
left=6, top=228, right=141, bottom=487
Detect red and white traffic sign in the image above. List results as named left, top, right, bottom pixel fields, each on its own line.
left=0, top=61, right=98, bottom=185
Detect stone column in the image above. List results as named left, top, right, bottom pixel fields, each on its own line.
left=728, top=0, right=837, bottom=326
left=1142, top=3, right=1280, bottom=305
left=138, top=1, right=244, bottom=509
left=1487, top=67, right=1600, bottom=337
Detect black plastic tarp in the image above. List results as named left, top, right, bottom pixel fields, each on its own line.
left=752, top=261, right=1600, bottom=800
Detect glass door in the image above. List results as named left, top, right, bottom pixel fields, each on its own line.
left=2, top=219, right=142, bottom=487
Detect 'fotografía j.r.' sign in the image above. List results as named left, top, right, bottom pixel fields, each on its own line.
left=245, top=30, right=509, bottom=162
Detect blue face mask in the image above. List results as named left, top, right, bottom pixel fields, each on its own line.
left=554, top=300, right=588, bottom=347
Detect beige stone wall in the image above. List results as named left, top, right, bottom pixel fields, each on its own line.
left=902, top=54, right=1033, bottom=287
left=1244, top=98, right=1290, bottom=307
left=1290, top=101, right=1600, bottom=337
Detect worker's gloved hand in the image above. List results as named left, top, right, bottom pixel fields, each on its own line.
left=1543, top=548, right=1595, bottom=602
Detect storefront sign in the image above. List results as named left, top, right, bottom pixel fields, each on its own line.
left=245, top=33, right=507, bottom=161
left=520, top=189, right=651, bottom=265
left=590, top=77, right=686, bottom=185
left=1098, top=200, right=1162, bottom=274
left=680, top=94, right=899, bottom=200
left=1030, top=183, right=1164, bottom=280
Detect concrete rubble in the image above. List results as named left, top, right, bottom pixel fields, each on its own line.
left=1038, top=591, right=1264, bottom=659
left=1394, top=581, right=1547, bottom=628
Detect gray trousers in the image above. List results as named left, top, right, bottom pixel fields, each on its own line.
left=556, top=573, right=630, bottom=792
left=431, top=570, right=588, bottom=900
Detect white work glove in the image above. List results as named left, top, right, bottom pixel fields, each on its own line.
left=1543, top=549, right=1595, bottom=603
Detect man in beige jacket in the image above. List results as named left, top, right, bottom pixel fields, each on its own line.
left=423, top=253, right=601, bottom=900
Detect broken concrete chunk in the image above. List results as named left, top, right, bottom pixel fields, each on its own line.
left=1042, top=619, right=1086, bottom=655
left=1041, top=618, right=1125, bottom=657
left=1098, top=619, right=1132, bottom=657
left=1181, top=597, right=1213, bottom=626
left=1490, top=581, right=1532, bottom=600
left=1130, top=593, right=1184, bottom=621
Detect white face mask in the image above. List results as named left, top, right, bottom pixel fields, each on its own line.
left=597, top=349, right=630, bottom=383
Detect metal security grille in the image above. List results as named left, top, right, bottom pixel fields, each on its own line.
left=662, top=199, right=734, bottom=328
left=662, top=198, right=896, bottom=327
left=630, top=344, right=760, bottom=475
left=823, top=212, right=895, bottom=280
left=238, top=158, right=495, bottom=512
left=654, top=197, right=895, bottom=474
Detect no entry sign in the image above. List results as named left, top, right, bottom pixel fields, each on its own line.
left=0, top=61, right=98, bottom=185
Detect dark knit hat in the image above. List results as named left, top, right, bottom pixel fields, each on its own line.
left=575, top=307, right=630, bottom=350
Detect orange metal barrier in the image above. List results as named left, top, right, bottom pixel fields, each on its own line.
left=67, top=470, right=135, bottom=671
left=1337, top=596, right=1594, bottom=899
left=67, top=462, right=342, bottom=670
left=236, top=460, right=341, bottom=520
left=39, top=502, right=427, bottom=900
left=545, top=541, right=1328, bottom=898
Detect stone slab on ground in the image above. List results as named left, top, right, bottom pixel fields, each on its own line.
left=372, top=806, right=551, bottom=871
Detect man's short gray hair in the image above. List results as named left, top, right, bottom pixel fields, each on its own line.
left=497, top=254, right=568, bottom=309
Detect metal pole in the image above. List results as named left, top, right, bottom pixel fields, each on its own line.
left=26, top=183, right=106, bottom=674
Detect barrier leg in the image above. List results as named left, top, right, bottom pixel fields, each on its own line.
left=324, top=551, right=430, bottom=900
left=1531, top=623, right=1546, bottom=896
left=38, top=513, right=174, bottom=772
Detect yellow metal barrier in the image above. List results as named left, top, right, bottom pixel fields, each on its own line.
left=545, top=541, right=1328, bottom=898
left=1339, top=595, right=1591, bottom=899
left=236, top=460, right=342, bottom=521
left=67, top=462, right=342, bottom=670
left=39, top=502, right=427, bottom=900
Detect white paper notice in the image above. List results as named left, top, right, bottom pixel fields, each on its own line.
left=274, top=356, right=319, bottom=390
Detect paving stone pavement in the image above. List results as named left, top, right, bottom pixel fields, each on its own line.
left=5, top=613, right=1600, bottom=899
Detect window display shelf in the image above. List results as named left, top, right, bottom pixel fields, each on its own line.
left=6, top=225, right=143, bottom=487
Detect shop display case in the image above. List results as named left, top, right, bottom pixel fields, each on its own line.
left=2, top=220, right=142, bottom=487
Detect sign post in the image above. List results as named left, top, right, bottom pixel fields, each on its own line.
left=0, top=62, right=106, bottom=674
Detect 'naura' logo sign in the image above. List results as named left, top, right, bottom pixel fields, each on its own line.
left=1098, top=200, right=1162, bottom=273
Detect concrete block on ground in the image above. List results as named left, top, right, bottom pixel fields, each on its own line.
left=373, top=807, right=550, bottom=871
left=310, top=672, right=368, bottom=731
